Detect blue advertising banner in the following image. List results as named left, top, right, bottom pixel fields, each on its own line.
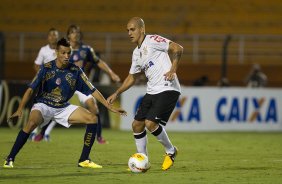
left=121, top=87, right=282, bottom=131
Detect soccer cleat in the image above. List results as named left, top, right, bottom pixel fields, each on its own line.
left=3, top=158, right=14, bottom=168
left=78, top=160, right=102, bottom=169
left=162, top=146, right=178, bottom=171
left=34, top=134, right=43, bottom=142
left=97, top=137, right=108, bottom=144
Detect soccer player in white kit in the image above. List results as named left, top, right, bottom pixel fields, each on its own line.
left=107, top=17, right=183, bottom=171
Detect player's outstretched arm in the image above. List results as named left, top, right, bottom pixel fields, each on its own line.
left=107, top=73, right=137, bottom=104
left=8, top=88, right=34, bottom=121
left=97, top=59, right=121, bottom=83
left=91, top=90, right=127, bottom=116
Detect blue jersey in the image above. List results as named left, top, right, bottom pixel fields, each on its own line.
left=69, top=43, right=100, bottom=70
left=29, top=60, right=96, bottom=108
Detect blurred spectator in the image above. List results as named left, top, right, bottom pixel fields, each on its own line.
left=245, top=64, right=267, bottom=88
left=217, top=77, right=230, bottom=87
left=192, top=75, right=209, bottom=86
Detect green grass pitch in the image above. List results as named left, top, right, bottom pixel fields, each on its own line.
left=0, top=128, right=282, bottom=184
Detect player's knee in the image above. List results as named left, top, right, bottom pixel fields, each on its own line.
left=23, top=120, right=38, bottom=133
left=85, top=113, right=97, bottom=124
left=132, top=120, right=145, bottom=132
left=145, top=120, right=158, bottom=132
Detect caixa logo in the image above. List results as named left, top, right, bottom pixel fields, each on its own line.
left=216, top=97, right=278, bottom=123
left=134, top=95, right=278, bottom=124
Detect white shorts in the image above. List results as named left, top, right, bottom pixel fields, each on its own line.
left=31, top=103, right=79, bottom=128
left=75, top=91, right=96, bottom=106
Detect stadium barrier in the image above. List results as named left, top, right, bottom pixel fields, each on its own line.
left=120, top=86, right=282, bottom=131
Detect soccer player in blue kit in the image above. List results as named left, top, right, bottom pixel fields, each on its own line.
left=68, top=25, right=121, bottom=144
left=3, top=38, right=126, bottom=169
left=37, top=25, right=120, bottom=144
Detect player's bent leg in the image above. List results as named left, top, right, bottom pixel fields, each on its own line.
left=145, top=120, right=177, bottom=170
left=4, top=110, right=43, bottom=168
left=68, top=107, right=101, bottom=169
left=132, top=120, right=148, bottom=155
left=85, top=97, right=108, bottom=144
left=68, top=107, right=97, bottom=125
left=23, top=110, right=44, bottom=133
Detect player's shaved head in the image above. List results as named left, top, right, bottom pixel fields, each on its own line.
left=128, top=17, right=145, bottom=29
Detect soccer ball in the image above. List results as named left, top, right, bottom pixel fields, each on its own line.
left=128, top=153, right=149, bottom=173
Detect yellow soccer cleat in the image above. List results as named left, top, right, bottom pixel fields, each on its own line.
left=162, top=147, right=178, bottom=171
left=78, top=160, right=102, bottom=169
left=3, top=159, right=14, bottom=169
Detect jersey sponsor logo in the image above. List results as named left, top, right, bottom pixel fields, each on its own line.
left=142, top=61, right=154, bottom=72
left=65, top=73, right=76, bottom=90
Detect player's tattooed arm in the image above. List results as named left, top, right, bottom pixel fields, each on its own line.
left=165, top=42, right=183, bottom=81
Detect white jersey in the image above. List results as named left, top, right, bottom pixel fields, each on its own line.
left=34, top=44, right=57, bottom=65
left=129, top=34, right=181, bottom=94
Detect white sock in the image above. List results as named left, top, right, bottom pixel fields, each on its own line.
left=151, top=125, right=174, bottom=154
left=133, top=130, right=148, bottom=156
left=45, top=121, right=56, bottom=135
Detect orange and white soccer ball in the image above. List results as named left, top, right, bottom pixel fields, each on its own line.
left=128, top=153, right=149, bottom=173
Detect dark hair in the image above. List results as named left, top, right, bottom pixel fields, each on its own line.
left=66, top=24, right=83, bottom=40
left=56, top=37, right=70, bottom=49
left=48, top=27, right=58, bottom=33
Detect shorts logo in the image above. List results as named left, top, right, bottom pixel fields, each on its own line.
left=56, top=78, right=61, bottom=85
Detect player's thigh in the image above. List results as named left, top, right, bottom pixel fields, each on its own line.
left=147, top=91, right=180, bottom=125
left=134, top=94, right=153, bottom=121
left=85, top=97, right=99, bottom=114
left=68, top=106, right=97, bottom=124
left=23, top=110, right=44, bottom=132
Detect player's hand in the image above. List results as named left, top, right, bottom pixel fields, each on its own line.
left=164, top=71, right=175, bottom=81
left=111, top=73, right=121, bottom=83
left=107, top=93, right=118, bottom=104
left=108, top=105, right=127, bottom=116
left=7, top=110, right=22, bottom=123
